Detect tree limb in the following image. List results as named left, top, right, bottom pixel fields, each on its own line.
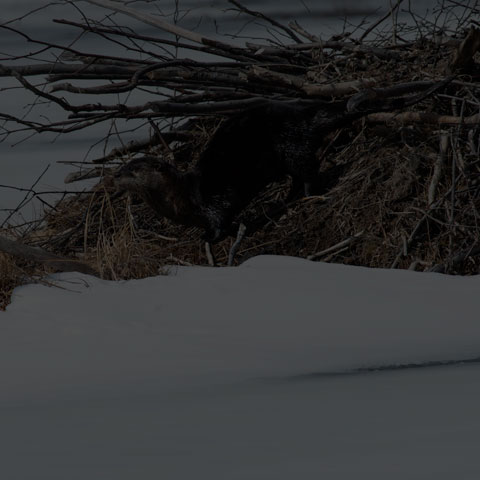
left=367, top=111, right=480, bottom=125
left=0, top=235, right=98, bottom=276
left=84, top=0, right=245, bottom=53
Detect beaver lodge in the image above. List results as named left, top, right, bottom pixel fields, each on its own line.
left=1, top=1, right=480, bottom=308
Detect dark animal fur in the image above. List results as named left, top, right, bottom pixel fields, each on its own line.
left=114, top=101, right=352, bottom=241
left=113, top=84, right=449, bottom=242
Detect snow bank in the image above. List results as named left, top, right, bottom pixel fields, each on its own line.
left=2, top=255, right=480, bottom=401
left=2, top=256, right=480, bottom=479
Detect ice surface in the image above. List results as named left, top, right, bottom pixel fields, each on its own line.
left=1, top=256, right=480, bottom=478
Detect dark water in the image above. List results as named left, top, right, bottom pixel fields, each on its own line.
left=0, top=0, right=464, bottom=220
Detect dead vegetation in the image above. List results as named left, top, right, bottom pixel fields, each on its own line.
left=1, top=1, right=480, bottom=308
left=0, top=253, right=24, bottom=310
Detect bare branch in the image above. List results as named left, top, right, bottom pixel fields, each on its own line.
left=84, top=0, right=244, bottom=51
left=359, top=0, right=406, bottom=41
left=367, top=111, right=480, bottom=125
left=227, top=0, right=303, bottom=44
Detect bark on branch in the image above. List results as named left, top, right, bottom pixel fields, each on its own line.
left=367, top=112, right=480, bottom=125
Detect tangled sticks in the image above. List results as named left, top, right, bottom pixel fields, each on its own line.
left=112, top=80, right=452, bottom=260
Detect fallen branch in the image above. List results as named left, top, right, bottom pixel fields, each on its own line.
left=0, top=236, right=98, bottom=276
left=247, top=67, right=377, bottom=96
left=89, top=130, right=193, bottom=165
left=247, top=40, right=403, bottom=61
left=307, top=231, right=364, bottom=261
left=367, top=112, right=480, bottom=125
left=303, top=78, right=377, bottom=97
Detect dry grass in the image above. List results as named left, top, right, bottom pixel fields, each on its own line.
left=0, top=251, right=43, bottom=310
left=2, top=7, right=480, bottom=308
left=0, top=254, right=22, bottom=310
left=23, top=115, right=480, bottom=277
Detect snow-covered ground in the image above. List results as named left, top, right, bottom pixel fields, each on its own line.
left=1, top=255, right=480, bottom=479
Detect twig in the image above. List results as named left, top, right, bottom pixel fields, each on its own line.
left=429, top=245, right=480, bottom=273
left=428, top=133, right=449, bottom=206
left=90, top=130, right=192, bottom=164
left=64, top=167, right=110, bottom=184
left=205, top=242, right=216, bottom=266
left=307, top=231, right=364, bottom=261
left=85, top=0, right=247, bottom=53
left=390, top=181, right=459, bottom=269
left=288, top=21, right=320, bottom=43
left=168, top=255, right=193, bottom=266
left=53, top=19, right=263, bottom=63
left=390, top=216, right=427, bottom=268
left=228, top=223, right=247, bottom=266
left=359, top=0, right=405, bottom=41
left=1, top=165, right=50, bottom=228
left=228, top=0, right=303, bottom=44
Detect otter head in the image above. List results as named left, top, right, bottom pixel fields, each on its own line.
left=109, top=155, right=200, bottom=225
left=112, top=156, right=180, bottom=193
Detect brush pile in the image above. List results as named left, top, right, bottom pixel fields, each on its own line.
left=1, top=1, right=480, bottom=308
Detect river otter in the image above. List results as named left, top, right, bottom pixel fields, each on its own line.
left=113, top=101, right=341, bottom=241
left=112, top=81, right=450, bottom=242
left=112, top=155, right=227, bottom=241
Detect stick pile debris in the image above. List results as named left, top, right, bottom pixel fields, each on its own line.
left=1, top=1, right=480, bottom=308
